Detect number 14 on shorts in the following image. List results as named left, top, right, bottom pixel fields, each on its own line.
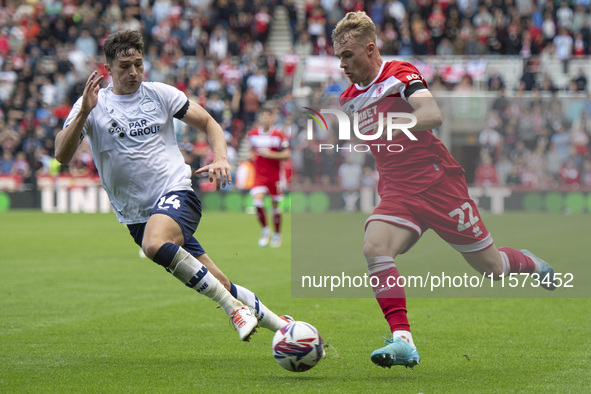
left=158, top=194, right=181, bottom=210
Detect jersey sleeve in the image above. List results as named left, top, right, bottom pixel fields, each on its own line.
left=152, top=82, right=189, bottom=118
left=390, top=62, right=429, bottom=97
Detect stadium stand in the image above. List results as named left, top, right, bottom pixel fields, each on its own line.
left=1, top=0, right=591, bottom=201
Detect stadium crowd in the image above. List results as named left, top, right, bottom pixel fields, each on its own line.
left=1, top=0, right=591, bottom=198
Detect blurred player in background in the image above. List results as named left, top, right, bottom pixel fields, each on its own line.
left=55, top=30, right=291, bottom=343
left=332, top=12, right=558, bottom=369
left=247, top=107, right=290, bottom=247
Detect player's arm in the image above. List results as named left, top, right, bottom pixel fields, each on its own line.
left=404, top=90, right=443, bottom=132
left=55, top=71, right=103, bottom=163
left=259, top=147, right=291, bottom=160
left=180, top=100, right=231, bottom=190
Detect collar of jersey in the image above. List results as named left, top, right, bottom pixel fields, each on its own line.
left=105, top=82, right=143, bottom=102
left=258, top=126, right=273, bottom=134
left=354, top=61, right=386, bottom=91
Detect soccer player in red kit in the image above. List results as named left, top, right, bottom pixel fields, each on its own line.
left=332, top=12, right=558, bottom=369
left=247, top=108, right=290, bottom=247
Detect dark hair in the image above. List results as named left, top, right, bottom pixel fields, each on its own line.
left=103, top=30, right=144, bottom=64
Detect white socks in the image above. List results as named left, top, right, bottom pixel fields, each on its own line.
left=168, top=247, right=241, bottom=315
left=393, top=330, right=415, bottom=347
left=233, top=284, right=286, bottom=331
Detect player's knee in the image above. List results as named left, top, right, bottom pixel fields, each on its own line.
left=363, top=239, right=394, bottom=260
left=142, top=241, right=163, bottom=261
left=253, top=198, right=264, bottom=208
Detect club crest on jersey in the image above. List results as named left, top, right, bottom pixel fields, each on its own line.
left=376, top=85, right=384, bottom=97
left=139, top=98, right=157, bottom=113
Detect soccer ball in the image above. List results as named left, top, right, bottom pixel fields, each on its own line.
left=272, top=321, right=324, bottom=372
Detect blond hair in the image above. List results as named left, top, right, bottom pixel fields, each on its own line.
left=331, top=11, right=377, bottom=46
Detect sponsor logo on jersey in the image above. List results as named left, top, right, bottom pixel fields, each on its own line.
left=108, top=121, right=127, bottom=138
left=128, top=119, right=161, bottom=136
left=108, top=119, right=161, bottom=138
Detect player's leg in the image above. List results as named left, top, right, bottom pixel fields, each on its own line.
left=423, top=174, right=557, bottom=290
left=196, top=253, right=291, bottom=331
left=363, top=219, right=421, bottom=368
left=270, top=202, right=282, bottom=248
left=267, top=182, right=283, bottom=247
left=461, top=244, right=557, bottom=290
left=251, top=187, right=270, bottom=247
left=134, top=190, right=257, bottom=341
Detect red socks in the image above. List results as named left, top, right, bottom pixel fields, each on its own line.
left=256, top=206, right=267, bottom=228
left=367, top=257, right=410, bottom=332
left=498, top=246, right=536, bottom=274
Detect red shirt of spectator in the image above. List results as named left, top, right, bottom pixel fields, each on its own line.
left=559, top=161, right=580, bottom=186
left=475, top=162, right=499, bottom=188
left=282, top=52, right=299, bottom=77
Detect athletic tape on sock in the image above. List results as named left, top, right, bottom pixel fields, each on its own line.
left=499, top=251, right=510, bottom=277
left=366, top=256, right=396, bottom=275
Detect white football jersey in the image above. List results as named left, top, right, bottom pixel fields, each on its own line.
left=64, top=82, right=192, bottom=224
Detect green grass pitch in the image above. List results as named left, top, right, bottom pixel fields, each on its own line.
left=1, top=210, right=590, bottom=392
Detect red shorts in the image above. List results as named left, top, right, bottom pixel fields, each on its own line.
left=366, top=174, right=492, bottom=253
left=250, top=178, right=283, bottom=201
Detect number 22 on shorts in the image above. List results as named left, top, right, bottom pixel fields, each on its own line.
left=448, top=202, right=479, bottom=232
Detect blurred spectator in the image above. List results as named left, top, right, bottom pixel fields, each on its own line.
left=0, top=149, right=14, bottom=174
left=495, top=154, right=514, bottom=186
left=554, top=26, right=573, bottom=73
left=454, top=75, right=474, bottom=92
left=559, top=158, right=581, bottom=187
left=581, top=158, right=591, bottom=187
left=338, top=155, right=363, bottom=212
left=487, top=69, right=505, bottom=91
left=11, top=151, right=31, bottom=179
left=474, top=150, right=500, bottom=188
left=570, top=123, right=589, bottom=156
left=75, top=28, right=98, bottom=60
left=519, top=62, right=537, bottom=91
left=573, top=68, right=588, bottom=91
left=478, top=118, right=502, bottom=153
left=323, top=77, right=343, bottom=96
left=510, top=140, right=531, bottom=163
left=209, top=26, right=228, bottom=60
left=242, top=86, right=261, bottom=127
left=281, top=48, right=300, bottom=78
left=556, top=0, right=574, bottom=29
left=506, top=165, right=523, bottom=186
left=545, top=143, right=564, bottom=181
left=246, top=68, right=268, bottom=103
left=1, top=0, right=591, bottom=197
left=550, top=125, right=572, bottom=163
left=387, top=0, right=407, bottom=28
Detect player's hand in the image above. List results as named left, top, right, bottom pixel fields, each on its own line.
left=195, top=159, right=232, bottom=191
left=81, top=71, right=103, bottom=114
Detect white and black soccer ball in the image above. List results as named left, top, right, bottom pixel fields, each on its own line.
left=272, top=321, right=324, bottom=372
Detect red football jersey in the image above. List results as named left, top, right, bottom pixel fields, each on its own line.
left=339, top=60, right=463, bottom=196
left=247, top=126, right=289, bottom=182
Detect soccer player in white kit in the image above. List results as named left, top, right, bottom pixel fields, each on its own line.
left=55, top=30, right=291, bottom=342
